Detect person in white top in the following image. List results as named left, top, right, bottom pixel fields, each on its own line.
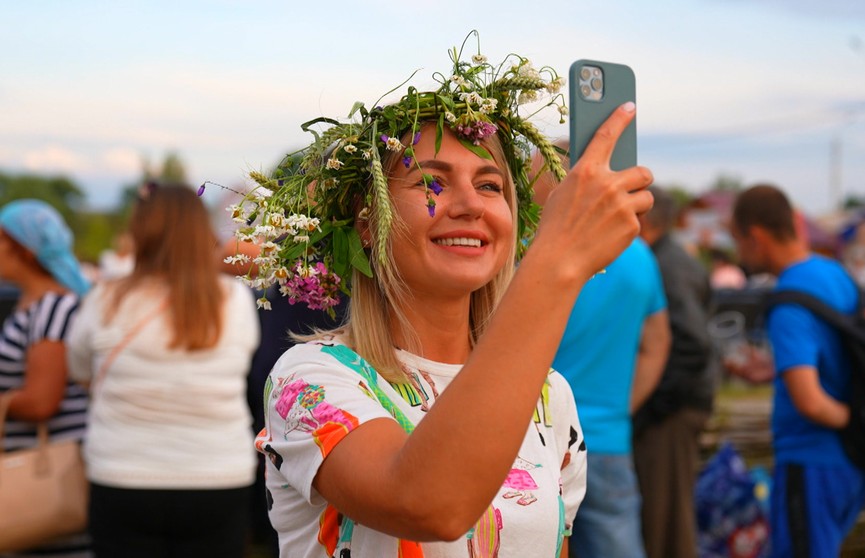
left=241, top=34, right=653, bottom=558
left=67, top=184, right=260, bottom=558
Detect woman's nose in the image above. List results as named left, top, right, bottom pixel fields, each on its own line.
left=445, top=182, right=485, bottom=219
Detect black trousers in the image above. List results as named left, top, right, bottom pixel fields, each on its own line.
left=88, top=483, right=251, bottom=558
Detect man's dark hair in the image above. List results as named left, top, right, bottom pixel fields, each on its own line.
left=643, top=186, right=678, bottom=234
left=732, top=183, right=797, bottom=241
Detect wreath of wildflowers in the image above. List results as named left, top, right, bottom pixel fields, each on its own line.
left=215, top=31, right=568, bottom=314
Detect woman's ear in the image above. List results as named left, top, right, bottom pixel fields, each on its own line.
left=355, top=211, right=372, bottom=248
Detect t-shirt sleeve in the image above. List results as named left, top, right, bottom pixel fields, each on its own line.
left=549, top=371, right=587, bottom=532
left=646, top=252, right=668, bottom=316
left=768, top=303, right=820, bottom=373
left=28, top=292, right=79, bottom=344
left=257, top=343, right=398, bottom=505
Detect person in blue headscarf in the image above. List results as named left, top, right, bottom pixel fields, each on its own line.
left=0, top=199, right=92, bottom=557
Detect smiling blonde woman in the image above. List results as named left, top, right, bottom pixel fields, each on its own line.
left=239, top=34, right=654, bottom=558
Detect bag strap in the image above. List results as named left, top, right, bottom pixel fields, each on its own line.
left=0, top=391, right=15, bottom=444
left=766, top=290, right=865, bottom=344
left=0, top=391, right=50, bottom=458
left=91, top=298, right=169, bottom=393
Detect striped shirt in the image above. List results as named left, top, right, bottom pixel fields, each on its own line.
left=0, top=291, right=88, bottom=452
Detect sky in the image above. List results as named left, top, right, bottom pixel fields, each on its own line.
left=1, top=0, right=864, bottom=218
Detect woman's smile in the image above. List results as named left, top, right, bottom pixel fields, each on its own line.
left=387, top=125, right=514, bottom=299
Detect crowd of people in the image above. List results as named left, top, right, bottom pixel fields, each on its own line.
left=1, top=37, right=864, bottom=558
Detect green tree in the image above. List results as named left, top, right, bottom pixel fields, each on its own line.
left=660, top=184, right=694, bottom=209
left=843, top=195, right=865, bottom=209
left=708, top=173, right=744, bottom=192
left=117, top=151, right=191, bottom=216
left=159, top=151, right=188, bottom=184
left=0, top=171, right=125, bottom=262
left=0, top=171, right=85, bottom=229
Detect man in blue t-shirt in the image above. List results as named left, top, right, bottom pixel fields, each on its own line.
left=531, top=147, right=671, bottom=558
left=557, top=239, right=670, bottom=558
left=729, top=184, right=865, bottom=557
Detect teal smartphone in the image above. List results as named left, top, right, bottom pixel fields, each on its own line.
left=568, top=60, right=637, bottom=171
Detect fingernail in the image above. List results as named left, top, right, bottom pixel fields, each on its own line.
left=622, top=102, right=636, bottom=113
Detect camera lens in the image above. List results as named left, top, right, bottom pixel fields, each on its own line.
left=580, top=85, right=591, bottom=98
left=580, top=67, right=591, bottom=80
left=591, top=78, right=602, bottom=91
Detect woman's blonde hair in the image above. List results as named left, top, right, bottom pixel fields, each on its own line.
left=106, top=184, right=224, bottom=351
left=316, top=128, right=518, bottom=382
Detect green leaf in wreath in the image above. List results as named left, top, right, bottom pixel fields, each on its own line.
left=458, top=139, right=493, bottom=160
left=332, top=227, right=349, bottom=280
left=347, top=228, right=373, bottom=277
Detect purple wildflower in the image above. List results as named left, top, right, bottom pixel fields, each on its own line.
left=380, top=134, right=389, bottom=144
left=283, top=261, right=341, bottom=311
left=413, top=131, right=422, bottom=145
left=197, top=183, right=206, bottom=196
left=403, top=156, right=413, bottom=168
left=428, top=179, right=443, bottom=195
left=454, top=121, right=498, bottom=145
left=427, top=200, right=436, bottom=217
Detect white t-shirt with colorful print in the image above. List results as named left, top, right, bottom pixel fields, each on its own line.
left=256, top=338, right=587, bottom=558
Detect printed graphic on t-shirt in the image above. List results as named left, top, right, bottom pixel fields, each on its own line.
left=274, top=375, right=360, bottom=458
left=467, top=505, right=503, bottom=557
left=502, top=457, right=541, bottom=506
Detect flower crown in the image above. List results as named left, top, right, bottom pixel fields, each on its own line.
left=222, top=31, right=568, bottom=313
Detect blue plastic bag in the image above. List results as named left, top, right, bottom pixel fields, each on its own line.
left=695, top=442, right=769, bottom=558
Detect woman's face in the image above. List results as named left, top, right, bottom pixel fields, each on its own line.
left=0, top=230, right=27, bottom=283
left=386, top=127, right=514, bottom=301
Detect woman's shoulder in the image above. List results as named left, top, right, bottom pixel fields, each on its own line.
left=270, top=335, right=352, bottom=377
left=218, top=275, right=257, bottom=316
left=27, top=289, right=81, bottom=318
left=219, top=274, right=254, bottom=299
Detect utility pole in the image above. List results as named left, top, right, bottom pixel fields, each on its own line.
left=830, top=134, right=843, bottom=210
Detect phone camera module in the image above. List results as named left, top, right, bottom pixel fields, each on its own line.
left=578, top=65, right=604, bottom=102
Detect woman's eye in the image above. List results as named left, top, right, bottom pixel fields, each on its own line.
left=478, top=182, right=503, bottom=193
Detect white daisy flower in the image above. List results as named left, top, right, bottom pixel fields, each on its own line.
left=385, top=137, right=404, bottom=151
left=546, top=77, right=566, bottom=94
left=450, top=74, right=469, bottom=88
left=518, top=90, right=539, bottom=105
left=479, top=98, right=498, bottom=114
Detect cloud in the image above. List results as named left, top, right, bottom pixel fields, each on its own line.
left=100, top=147, right=141, bottom=174
left=22, top=145, right=89, bottom=174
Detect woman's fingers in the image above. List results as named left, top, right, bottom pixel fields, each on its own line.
left=579, top=102, right=636, bottom=167
left=629, top=188, right=655, bottom=216
left=617, top=165, right=654, bottom=193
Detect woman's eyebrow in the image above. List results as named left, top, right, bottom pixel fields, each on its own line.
left=415, top=160, right=452, bottom=172
left=415, top=160, right=503, bottom=177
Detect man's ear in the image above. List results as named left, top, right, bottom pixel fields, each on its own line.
left=749, top=225, right=772, bottom=248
